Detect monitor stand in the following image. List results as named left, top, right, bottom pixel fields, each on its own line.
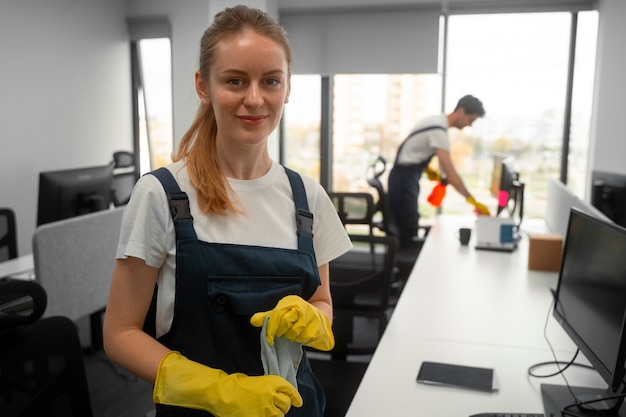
left=541, top=383, right=626, bottom=417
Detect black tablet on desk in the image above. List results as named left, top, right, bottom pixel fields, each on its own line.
left=416, top=361, right=498, bottom=392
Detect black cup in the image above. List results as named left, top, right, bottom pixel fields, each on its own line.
left=459, top=228, right=471, bottom=245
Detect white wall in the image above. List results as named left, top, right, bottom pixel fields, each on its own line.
left=589, top=0, right=626, bottom=181
left=0, top=0, right=132, bottom=256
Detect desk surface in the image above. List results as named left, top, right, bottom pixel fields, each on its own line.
left=0, top=254, right=34, bottom=280
left=346, top=215, right=608, bottom=417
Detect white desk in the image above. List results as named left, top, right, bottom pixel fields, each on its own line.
left=346, top=215, right=610, bottom=417
left=0, top=254, right=34, bottom=280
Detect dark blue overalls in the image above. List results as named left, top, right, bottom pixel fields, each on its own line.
left=387, top=125, right=446, bottom=248
left=147, top=167, right=325, bottom=417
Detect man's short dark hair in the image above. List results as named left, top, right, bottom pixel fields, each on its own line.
left=455, top=95, right=485, bottom=117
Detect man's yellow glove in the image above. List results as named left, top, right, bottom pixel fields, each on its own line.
left=250, top=295, right=335, bottom=351
left=466, top=195, right=491, bottom=216
left=153, top=351, right=303, bottom=417
left=424, top=166, right=441, bottom=182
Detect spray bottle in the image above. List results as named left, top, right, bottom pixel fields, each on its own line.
left=427, top=178, right=448, bottom=207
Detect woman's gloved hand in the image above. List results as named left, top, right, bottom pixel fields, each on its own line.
left=250, top=295, right=335, bottom=351
left=466, top=195, right=491, bottom=216
left=153, top=351, right=303, bottom=417
left=424, top=166, right=441, bottom=181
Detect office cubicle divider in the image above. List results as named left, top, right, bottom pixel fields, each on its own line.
left=32, top=206, right=124, bottom=348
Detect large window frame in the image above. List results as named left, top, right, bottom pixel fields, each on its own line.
left=281, top=6, right=598, bottom=221
left=128, top=17, right=174, bottom=175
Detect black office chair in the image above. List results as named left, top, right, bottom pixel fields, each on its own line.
left=327, top=233, right=399, bottom=359
left=308, top=357, right=368, bottom=417
left=0, top=207, right=18, bottom=262
left=308, top=234, right=398, bottom=417
left=366, top=155, right=391, bottom=235
left=366, top=156, right=430, bottom=289
left=111, top=151, right=138, bottom=206
left=0, top=278, right=94, bottom=417
left=328, top=191, right=377, bottom=237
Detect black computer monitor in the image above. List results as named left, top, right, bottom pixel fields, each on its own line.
left=492, top=155, right=524, bottom=225
left=541, top=207, right=626, bottom=416
left=37, top=163, right=114, bottom=226
left=592, top=170, right=626, bottom=229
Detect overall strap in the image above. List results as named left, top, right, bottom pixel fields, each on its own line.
left=149, top=167, right=197, bottom=241
left=283, top=166, right=315, bottom=256
left=394, top=125, right=447, bottom=165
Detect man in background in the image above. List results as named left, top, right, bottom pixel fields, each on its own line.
left=387, top=94, right=491, bottom=249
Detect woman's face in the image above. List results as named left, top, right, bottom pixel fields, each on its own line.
left=197, top=29, right=290, bottom=149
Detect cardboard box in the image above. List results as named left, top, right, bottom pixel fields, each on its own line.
left=528, top=233, right=563, bottom=272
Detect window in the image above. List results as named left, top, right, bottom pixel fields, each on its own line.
left=284, top=75, right=322, bottom=181
left=134, top=38, right=173, bottom=175
left=332, top=74, right=441, bottom=196
left=442, top=11, right=598, bottom=218
left=281, top=10, right=598, bottom=223
left=128, top=17, right=174, bottom=175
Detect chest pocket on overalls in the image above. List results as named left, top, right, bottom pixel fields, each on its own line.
left=201, top=241, right=318, bottom=345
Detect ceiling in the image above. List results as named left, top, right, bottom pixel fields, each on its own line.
left=276, top=0, right=595, bottom=14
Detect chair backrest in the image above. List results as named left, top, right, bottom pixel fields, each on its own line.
left=111, top=151, right=138, bottom=206
left=330, top=234, right=398, bottom=310
left=0, top=279, right=94, bottom=416
left=366, top=156, right=390, bottom=235
left=0, top=207, right=18, bottom=262
left=328, top=192, right=376, bottom=235
left=328, top=233, right=399, bottom=359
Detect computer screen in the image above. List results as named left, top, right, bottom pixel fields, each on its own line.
left=491, top=155, right=524, bottom=226
left=542, top=208, right=626, bottom=415
left=592, top=170, right=626, bottom=228
left=37, top=163, right=114, bottom=226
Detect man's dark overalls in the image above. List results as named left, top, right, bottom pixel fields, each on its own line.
left=147, top=167, right=325, bottom=417
left=387, top=125, right=445, bottom=249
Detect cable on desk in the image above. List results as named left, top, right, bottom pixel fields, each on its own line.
left=531, top=294, right=626, bottom=417
left=560, top=392, right=626, bottom=417
left=527, top=349, right=592, bottom=378
left=526, top=293, right=590, bottom=379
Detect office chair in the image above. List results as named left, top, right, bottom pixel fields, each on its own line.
left=327, top=191, right=377, bottom=236
left=366, top=155, right=391, bottom=235
left=366, top=155, right=431, bottom=239
left=0, top=207, right=18, bottom=262
left=308, top=234, right=398, bottom=417
left=111, top=150, right=138, bottom=206
left=327, top=233, right=399, bottom=359
left=0, top=278, right=94, bottom=417
left=308, top=357, right=368, bottom=417
left=366, top=156, right=430, bottom=289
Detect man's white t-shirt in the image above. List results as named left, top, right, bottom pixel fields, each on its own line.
left=117, top=159, right=352, bottom=337
left=395, top=114, right=450, bottom=165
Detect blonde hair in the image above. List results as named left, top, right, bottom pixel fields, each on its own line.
left=174, top=5, right=293, bottom=215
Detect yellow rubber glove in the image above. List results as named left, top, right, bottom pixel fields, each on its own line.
left=466, top=195, right=491, bottom=216
left=250, top=295, right=335, bottom=352
left=153, top=351, right=303, bottom=417
left=424, top=166, right=441, bottom=182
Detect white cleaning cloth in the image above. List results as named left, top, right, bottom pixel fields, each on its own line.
left=260, top=316, right=303, bottom=388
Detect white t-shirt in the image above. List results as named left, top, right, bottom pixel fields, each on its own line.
left=117, top=159, right=352, bottom=337
left=395, top=114, right=450, bottom=165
